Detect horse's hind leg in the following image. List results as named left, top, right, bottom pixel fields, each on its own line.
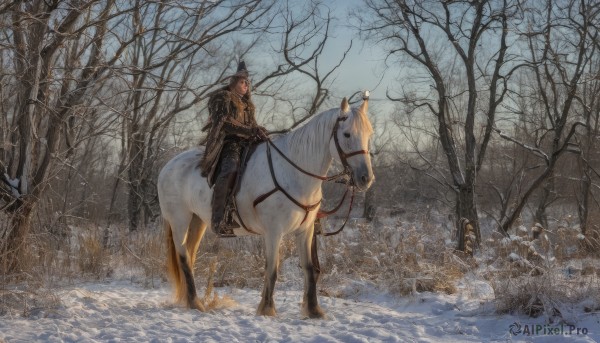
left=296, top=226, right=325, bottom=318
left=166, top=212, right=206, bottom=311
left=181, top=214, right=207, bottom=310
left=186, top=214, right=207, bottom=270
left=257, top=233, right=282, bottom=316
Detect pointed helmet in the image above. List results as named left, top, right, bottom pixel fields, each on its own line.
left=231, top=60, right=249, bottom=79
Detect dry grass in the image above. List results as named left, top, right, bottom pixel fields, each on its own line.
left=77, top=233, right=110, bottom=278
left=483, top=224, right=600, bottom=319
left=194, top=235, right=265, bottom=290
left=177, top=217, right=466, bottom=301
left=0, top=224, right=167, bottom=316
left=318, top=218, right=465, bottom=297
left=0, top=286, right=62, bottom=318
left=2, top=209, right=600, bottom=321
left=146, top=215, right=467, bottom=301
left=202, top=257, right=237, bottom=310
left=116, top=228, right=166, bottom=287
left=490, top=269, right=600, bottom=319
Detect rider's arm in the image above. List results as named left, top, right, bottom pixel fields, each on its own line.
left=209, top=95, right=262, bottom=139
left=221, top=118, right=258, bottom=139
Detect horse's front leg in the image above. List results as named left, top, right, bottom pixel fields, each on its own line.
left=296, top=225, right=325, bottom=318
left=257, top=233, right=282, bottom=316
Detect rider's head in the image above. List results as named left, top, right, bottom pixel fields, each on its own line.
left=229, top=61, right=250, bottom=97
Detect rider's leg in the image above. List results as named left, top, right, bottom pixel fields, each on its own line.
left=210, top=142, right=240, bottom=237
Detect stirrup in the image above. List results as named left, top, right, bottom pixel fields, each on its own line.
left=212, top=222, right=237, bottom=238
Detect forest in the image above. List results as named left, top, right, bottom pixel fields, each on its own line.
left=1, top=0, right=599, bottom=334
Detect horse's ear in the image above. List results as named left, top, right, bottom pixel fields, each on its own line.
left=359, top=98, right=368, bottom=114
left=359, top=90, right=369, bottom=114
left=340, top=97, right=350, bottom=114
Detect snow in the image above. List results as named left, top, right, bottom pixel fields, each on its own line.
left=2, top=213, right=599, bottom=342
left=1, top=280, right=599, bottom=342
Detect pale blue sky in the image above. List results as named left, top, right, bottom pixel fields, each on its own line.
left=320, top=0, right=397, bottom=111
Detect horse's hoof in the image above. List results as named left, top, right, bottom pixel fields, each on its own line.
left=257, top=306, right=277, bottom=316
left=302, top=305, right=326, bottom=319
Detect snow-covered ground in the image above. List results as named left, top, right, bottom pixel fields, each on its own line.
left=1, top=278, right=598, bottom=342
left=2, top=213, right=599, bottom=342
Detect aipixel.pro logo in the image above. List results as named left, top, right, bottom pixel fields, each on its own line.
left=509, top=322, right=589, bottom=336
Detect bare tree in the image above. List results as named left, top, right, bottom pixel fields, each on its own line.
left=492, top=0, right=596, bottom=234
left=356, top=0, right=519, bottom=243
left=0, top=0, right=145, bottom=272
left=575, top=16, right=600, bottom=240
left=577, top=81, right=600, bottom=238
left=252, top=0, right=352, bottom=133
left=108, top=0, right=276, bottom=231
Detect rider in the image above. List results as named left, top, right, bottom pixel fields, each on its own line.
left=200, top=61, right=268, bottom=237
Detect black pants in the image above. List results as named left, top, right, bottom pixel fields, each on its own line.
left=215, top=141, right=241, bottom=183
left=211, top=141, right=241, bottom=230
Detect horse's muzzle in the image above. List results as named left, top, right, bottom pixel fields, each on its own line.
left=353, top=165, right=374, bottom=191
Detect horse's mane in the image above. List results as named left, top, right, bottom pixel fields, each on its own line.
left=281, top=108, right=340, bottom=170
left=275, top=103, right=372, bottom=174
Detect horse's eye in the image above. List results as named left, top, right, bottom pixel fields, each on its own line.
left=343, top=132, right=351, bottom=138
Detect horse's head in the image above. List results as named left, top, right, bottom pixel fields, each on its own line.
left=331, top=93, right=375, bottom=191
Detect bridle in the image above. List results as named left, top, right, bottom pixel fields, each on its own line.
left=331, top=116, right=370, bottom=185
left=268, top=116, right=369, bottom=184
left=242, top=114, right=369, bottom=236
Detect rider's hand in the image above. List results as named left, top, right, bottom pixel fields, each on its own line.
left=254, top=126, right=269, bottom=140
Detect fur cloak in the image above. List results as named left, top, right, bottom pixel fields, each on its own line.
left=200, top=86, right=258, bottom=185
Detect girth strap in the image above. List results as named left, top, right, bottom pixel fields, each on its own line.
left=231, top=194, right=260, bottom=235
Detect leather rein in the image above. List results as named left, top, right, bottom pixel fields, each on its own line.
left=246, top=116, right=368, bottom=236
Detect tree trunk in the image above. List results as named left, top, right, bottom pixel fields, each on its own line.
left=2, top=200, right=35, bottom=274
left=456, top=184, right=481, bottom=246
left=127, top=131, right=143, bottom=232
left=578, top=167, right=591, bottom=236
left=534, top=179, right=553, bottom=229
left=128, top=179, right=141, bottom=232
left=363, top=185, right=376, bottom=222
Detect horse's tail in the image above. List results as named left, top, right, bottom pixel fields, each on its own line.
left=165, top=217, right=186, bottom=303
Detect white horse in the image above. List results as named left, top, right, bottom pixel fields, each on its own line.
left=158, top=96, right=374, bottom=318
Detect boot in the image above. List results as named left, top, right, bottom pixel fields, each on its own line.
left=211, top=173, right=237, bottom=238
